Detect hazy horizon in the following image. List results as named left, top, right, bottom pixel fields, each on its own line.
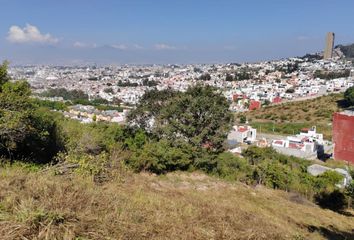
left=1, top=0, right=354, bottom=65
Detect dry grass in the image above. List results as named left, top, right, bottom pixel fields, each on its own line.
left=0, top=167, right=353, bottom=240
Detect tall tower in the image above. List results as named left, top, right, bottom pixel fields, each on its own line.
left=323, top=32, right=335, bottom=59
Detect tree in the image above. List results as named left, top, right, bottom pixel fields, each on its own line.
left=0, top=65, right=62, bottom=163
left=128, top=85, right=233, bottom=152
left=239, top=115, right=247, bottom=123
left=344, top=86, right=354, bottom=106
left=199, top=73, right=211, bottom=81
left=0, top=81, right=34, bottom=158
left=0, top=61, right=10, bottom=87
left=225, top=73, right=234, bottom=82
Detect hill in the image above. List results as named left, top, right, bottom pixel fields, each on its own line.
left=0, top=166, right=353, bottom=240
left=337, top=43, right=354, bottom=59
left=238, top=94, right=347, bottom=139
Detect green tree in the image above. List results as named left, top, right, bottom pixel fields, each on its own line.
left=239, top=115, right=247, bottom=123
left=0, top=64, right=62, bottom=163
left=129, top=85, right=233, bottom=152
left=0, top=81, right=34, bottom=158
left=225, top=73, right=234, bottom=82
left=0, top=61, right=10, bottom=87
left=344, top=86, right=354, bottom=106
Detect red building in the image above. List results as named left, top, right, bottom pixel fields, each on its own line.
left=272, top=96, right=282, bottom=104
left=333, top=111, right=354, bottom=164
left=249, top=100, right=261, bottom=110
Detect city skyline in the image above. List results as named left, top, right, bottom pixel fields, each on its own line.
left=1, top=0, right=354, bottom=64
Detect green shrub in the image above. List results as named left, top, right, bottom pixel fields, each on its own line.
left=215, top=152, right=249, bottom=180
left=127, top=140, right=192, bottom=174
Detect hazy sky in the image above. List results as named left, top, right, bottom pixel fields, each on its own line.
left=1, top=0, right=354, bottom=65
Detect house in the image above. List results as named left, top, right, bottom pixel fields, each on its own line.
left=271, top=126, right=323, bottom=159
left=227, top=125, right=257, bottom=144
left=249, top=100, right=261, bottom=110
left=272, top=96, right=282, bottom=104
left=333, top=110, right=354, bottom=164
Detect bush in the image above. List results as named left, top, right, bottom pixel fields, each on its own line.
left=344, top=86, right=354, bottom=106
left=127, top=140, right=192, bottom=174
left=215, top=152, right=249, bottom=180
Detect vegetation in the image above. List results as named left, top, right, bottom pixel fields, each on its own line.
left=198, top=73, right=211, bottom=80
left=313, top=69, right=350, bottom=80
left=239, top=93, right=347, bottom=139
left=128, top=85, right=233, bottom=153
left=344, top=86, right=354, bottom=106
left=41, top=88, right=89, bottom=101
left=1, top=166, right=353, bottom=240
left=0, top=63, right=63, bottom=163
left=337, top=43, right=354, bottom=59
left=1, top=62, right=353, bottom=238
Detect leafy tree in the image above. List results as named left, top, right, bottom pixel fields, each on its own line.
left=199, top=73, right=211, bottom=81
left=129, top=85, right=233, bottom=152
left=0, top=61, right=10, bottom=87
left=0, top=80, right=62, bottom=162
left=225, top=73, right=234, bottom=82
left=286, top=88, right=295, bottom=93
left=344, top=86, right=354, bottom=106
left=127, top=88, right=178, bottom=130
left=0, top=64, right=63, bottom=163
left=239, top=115, right=247, bottom=123
left=0, top=81, right=34, bottom=158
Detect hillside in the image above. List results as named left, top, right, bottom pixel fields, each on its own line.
left=238, top=94, right=347, bottom=139
left=0, top=166, right=353, bottom=240
left=337, top=43, right=354, bottom=59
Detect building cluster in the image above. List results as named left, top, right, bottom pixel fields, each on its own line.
left=63, top=104, right=128, bottom=124
left=8, top=56, right=354, bottom=110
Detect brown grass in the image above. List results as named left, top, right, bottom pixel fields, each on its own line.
left=0, top=167, right=353, bottom=240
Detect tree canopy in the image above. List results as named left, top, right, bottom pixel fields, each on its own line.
left=128, top=85, right=233, bottom=152
left=0, top=62, right=62, bottom=163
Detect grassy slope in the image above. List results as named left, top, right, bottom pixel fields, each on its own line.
left=238, top=94, right=346, bottom=139
left=0, top=167, right=353, bottom=240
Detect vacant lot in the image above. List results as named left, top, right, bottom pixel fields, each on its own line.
left=0, top=166, right=353, bottom=240
left=238, top=94, right=347, bottom=139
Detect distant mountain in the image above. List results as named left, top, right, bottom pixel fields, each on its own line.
left=336, top=43, right=354, bottom=59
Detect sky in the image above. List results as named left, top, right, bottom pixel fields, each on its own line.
left=1, top=0, right=354, bottom=65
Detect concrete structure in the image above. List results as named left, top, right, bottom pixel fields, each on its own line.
left=271, top=126, right=323, bottom=159
left=307, top=164, right=352, bottom=188
left=333, top=110, right=354, bottom=164
left=227, top=125, right=257, bottom=144
left=324, top=32, right=335, bottom=59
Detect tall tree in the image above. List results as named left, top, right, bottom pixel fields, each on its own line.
left=0, top=63, right=62, bottom=163
left=128, top=85, right=233, bottom=152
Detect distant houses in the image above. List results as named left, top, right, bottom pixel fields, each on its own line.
left=64, top=104, right=128, bottom=124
